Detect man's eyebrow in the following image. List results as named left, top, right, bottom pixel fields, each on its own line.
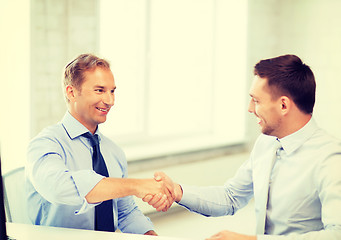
left=93, top=86, right=116, bottom=90
left=249, top=94, right=259, bottom=100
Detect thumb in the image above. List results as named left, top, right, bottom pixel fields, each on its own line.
left=154, top=172, right=162, bottom=181
left=142, top=194, right=153, bottom=202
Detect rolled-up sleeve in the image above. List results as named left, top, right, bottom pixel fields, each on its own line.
left=27, top=136, right=103, bottom=213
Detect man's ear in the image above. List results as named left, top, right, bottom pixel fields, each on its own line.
left=65, top=85, right=76, bottom=102
left=280, top=96, right=291, bottom=115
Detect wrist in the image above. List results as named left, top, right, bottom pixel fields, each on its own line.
left=175, top=183, right=183, bottom=202
left=128, top=178, right=145, bottom=198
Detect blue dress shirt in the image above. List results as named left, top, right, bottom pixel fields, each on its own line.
left=26, top=111, right=154, bottom=234
left=179, top=118, right=341, bottom=239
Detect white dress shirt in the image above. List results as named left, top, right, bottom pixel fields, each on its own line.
left=179, top=118, right=341, bottom=239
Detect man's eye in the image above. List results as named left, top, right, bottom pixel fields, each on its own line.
left=95, top=89, right=103, bottom=93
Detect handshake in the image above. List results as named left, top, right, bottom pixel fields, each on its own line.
left=137, top=172, right=182, bottom=212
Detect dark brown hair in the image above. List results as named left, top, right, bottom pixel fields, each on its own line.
left=254, top=54, right=316, bottom=114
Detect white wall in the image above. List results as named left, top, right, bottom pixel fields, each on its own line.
left=1, top=0, right=341, bottom=173
left=0, top=0, right=30, bottom=173
left=246, top=0, right=341, bottom=142
left=30, top=0, right=99, bottom=138
left=99, top=0, right=248, bottom=161
left=0, top=0, right=99, bottom=173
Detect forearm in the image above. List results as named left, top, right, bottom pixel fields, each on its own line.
left=85, top=177, right=165, bottom=203
left=177, top=184, right=237, bottom=217
left=143, top=172, right=233, bottom=213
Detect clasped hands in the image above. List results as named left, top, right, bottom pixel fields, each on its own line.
left=138, top=173, right=256, bottom=240
left=139, top=172, right=180, bottom=212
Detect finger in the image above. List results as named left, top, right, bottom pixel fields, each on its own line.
left=152, top=194, right=167, bottom=209
left=164, top=186, right=175, bottom=205
left=154, top=175, right=162, bottom=181
left=156, top=198, right=170, bottom=212
left=158, top=202, right=169, bottom=212
left=162, top=202, right=172, bottom=212
left=162, top=197, right=173, bottom=211
left=148, top=193, right=163, bottom=206
left=160, top=173, right=176, bottom=199
left=159, top=178, right=174, bottom=199
left=154, top=171, right=164, bottom=181
left=154, top=176, right=175, bottom=204
left=142, top=194, right=153, bottom=202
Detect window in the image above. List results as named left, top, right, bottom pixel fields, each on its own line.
left=99, top=0, right=248, bottom=161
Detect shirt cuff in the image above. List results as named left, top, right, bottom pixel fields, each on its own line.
left=71, top=169, right=104, bottom=198
left=177, top=184, right=196, bottom=207
left=75, top=197, right=100, bottom=215
left=177, top=184, right=209, bottom=216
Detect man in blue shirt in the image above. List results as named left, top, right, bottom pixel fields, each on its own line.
left=145, top=55, right=341, bottom=239
left=26, top=54, right=172, bottom=235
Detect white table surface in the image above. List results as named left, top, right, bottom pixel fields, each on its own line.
left=6, top=222, right=194, bottom=240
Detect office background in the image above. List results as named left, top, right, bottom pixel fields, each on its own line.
left=0, top=0, right=341, bottom=239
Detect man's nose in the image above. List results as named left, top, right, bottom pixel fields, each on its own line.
left=248, top=100, right=254, bottom=113
left=103, top=92, right=115, bottom=106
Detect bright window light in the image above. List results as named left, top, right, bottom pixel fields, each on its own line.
left=99, top=0, right=248, bottom=161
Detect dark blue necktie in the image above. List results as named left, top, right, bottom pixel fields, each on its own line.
left=82, top=132, right=114, bottom=232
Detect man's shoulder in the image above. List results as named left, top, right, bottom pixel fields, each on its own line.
left=30, top=122, right=66, bottom=144
left=27, top=122, right=70, bottom=159
left=310, top=128, right=341, bottom=152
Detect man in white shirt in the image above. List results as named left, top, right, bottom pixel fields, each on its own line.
left=144, top=54, right=341, bottom=239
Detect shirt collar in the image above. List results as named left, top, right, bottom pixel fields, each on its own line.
left=61, top=111, right=102, bottom=140
left=278, top=117, right=319, bottom=155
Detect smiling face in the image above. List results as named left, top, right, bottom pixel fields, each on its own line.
left=66, top=67, right=116, bottom=133
left=248, top=75, right=283, bottom=137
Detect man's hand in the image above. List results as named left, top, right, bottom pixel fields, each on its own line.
left=133, top=174, right=176, bottom=212
left=135, top=178, right=173, bottom=198
left=85, top=176, right=175, bottom=206
left=143, top=172, right=182, bottom=212
left=144, top=230, right=157, bottom=236
left=206, top=230, right=256, bottom=240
